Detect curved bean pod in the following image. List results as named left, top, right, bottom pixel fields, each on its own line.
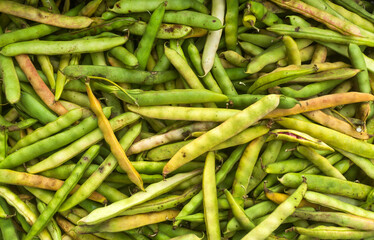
left=304, top=191, right=374, bottom=219
left=86, top=81, right=144, bottom=190
left=268, top=24, right=374, bottom=46
left=163, top=94, right=280, bottom=175
left=232, top=135, right=267, bottom=198
left=269, top=0, right=369, bottom=37
left=297, top=146, right=345, bottom=180
left=276, top=117, right=374, bottom=159
left=202, top=0, right=225, bottom=75
left=78, top=169, right=202, bottom=225
left=242, top=180, right=307, bottom=240
left=15, top=54, right=68, bottom=116
left=121, top=185, right=200, bottom=216
left=245, top=39, right=312, bottom=74
left=302, top=110, right=369, bottom=140
left=266, top=92, right=374, bottom=118
left=224, top=189, right=255, bottom=230
left=76, top=210, right=180, bottom=233
left=0, top=1, right=92, bottom=29
left=224, top=201, right=277, bottom=235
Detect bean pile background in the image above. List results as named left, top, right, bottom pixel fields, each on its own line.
left=2, top=0, right=374, bottom=239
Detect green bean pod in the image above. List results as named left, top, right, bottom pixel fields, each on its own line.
left=110, top=0, right=208, bottom=14
left=270, top=0, right=374, bottom=37
left=0, top=130, right=6, bottom=165
left=248, top=1, right=283, bottom=26
left=126, top=21, right=192, bottom=39
left=11, top=107, right=82, bottom=153
left=246, top=39, right=312, bottom=74
left=276, top=117, right=374, bottom=159
left=268, top=129, right=334, bottom=151
left=163, top=94, right=280, bottom=175
left=121, top=186, right=200, bottom=216
left=337, top=148, right=374, bottom=179
left=224, top=189, right=255, bottom=230
left=0, top=108, right=109, bottom=170
left=224, top=201, right=276, bottom=235
left=0, top=185, right=51, bottom=240
left=292, top=225, right=374, bottom=239
left=173, top=144, right=247, bottom=228
left=78, top=169, right=202, bottom=225
left=245, top=139, right=283, bottom=194
left=186, top=41, right=222, bottom=93
left=333, top=0, right=374, bottom=23
left=0, top=197, right=18, bottom=239
left=35, top=200, right=62, bottom=240
left=109, top=46, right=138, bottom=68
left=64, top=65, right=178, bottom=85
left=325, top=0, right=374, bottom=32
left=297, top=145, right=345, bottom=180
left=203, top=152, right=220, bottom=240
left=232, top=135, right=267, bottom=198
left=135, top=2, right=165, bottom=70
left=162, top=11, right=224, bottom=31
left=293, top=209, right=374, bottom=230
left=0, top=1, right=92, bottom=29
left=289, top=68, right=360, bottom=83
left=227, top=94, right=299, bottom=109
left=268, top=24, right=374, bottom=47
left=242, top=180, right=307, bottom=240
left=37, top=55, right=56, bottom=90
left=284, top=79, right=348, bottom=100
left=304, top=191, right=374, bottom=220
left=0, top=52, right=20, bottom=104
left=95, top=83, right=228, bottom=106
left=58, top=122, right=141, bottom=212
left=238, top=33, right=278, bottom=48
left=279, top=173, right=372, bottom=200
left=265, top=158, right=311, bottom=174
left=164, top=45, right=205, bottom=90
left=225, top=0, right=239, bottom=50
left=127, top=105, right=239, bottom=122
left=283, top=35, right=301, bottom=65
left=212, top=54, right=238, bottom=95
left=45, top=17, right=136, bottom=41
left=24, top=145, right=100, bottom=240
left=1, top=36, right=127, bottom=56
left=349, top=43, right=371, bottom=93
left=27, top=111, right=138, bottom=174
left=247, top=66, right=316, bottom=94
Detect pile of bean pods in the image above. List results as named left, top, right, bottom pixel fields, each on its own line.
left=3, top=0, right=374, bottom=239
